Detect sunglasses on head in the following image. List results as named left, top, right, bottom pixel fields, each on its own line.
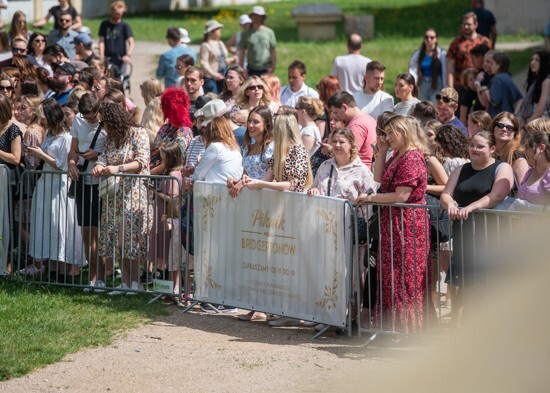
left=495, top=122, right=517, bottom=132
left=246, top=85, right=263, bottom=91
left=436, top=94, right=455, bottom=104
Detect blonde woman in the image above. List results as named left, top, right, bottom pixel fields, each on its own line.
left=236, top=76, right=274, bottom=111
left=140, top=96, right=163, bottom=145
left=261, top=73, right=281, bottom=111
left=296, top=96, right=324, bottom=155
left=140, top=77, right=163, bottom=106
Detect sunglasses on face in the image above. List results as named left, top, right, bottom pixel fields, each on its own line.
left=495, top=122, right=517, bottom=132
left=175, top=65, right=183, bottom=70
left=12, top=48, right=25, bottom=53
left=59, top=19, right=72, bottom=23
left=246, top=85, right=263, bottom=91
left=424, top=35, right=437, bottom=40
left=0, top=85, right=14, bottom=91
left=34, top=39, right=45, bottom=43
left=436, top=94, right=455, bottom=104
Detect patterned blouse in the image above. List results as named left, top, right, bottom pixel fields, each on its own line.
left=267, top=144, right=310, bottom=192
left=243, top=141, right=274, bottom=179
left=150, top=122, right=193, bottom=170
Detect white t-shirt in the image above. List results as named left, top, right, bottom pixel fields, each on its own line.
left=331, top=54, right=371, bottom=95
left=393, top=98, right=420, bottom=116
left=70, top=114, right=107, bottom=185
left=192, top=142, right=243, bottom=184
left=300, top=123, right=321, bottom=143
left=352, top=90, right=394, bottom=119
left=280, top=83, right=319, bottom=108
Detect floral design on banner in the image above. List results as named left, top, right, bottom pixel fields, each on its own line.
left=202, top=195, right=221, bottom=233
left=316, top=272, right=338, bottom=310
left=317, top=209, right=337, bottom=250
left=202, top=250, right=221, bottom=290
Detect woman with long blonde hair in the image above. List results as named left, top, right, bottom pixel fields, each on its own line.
left=236, top=76, right=274, bottom=111
left=244, top=113, right=312, bottom=192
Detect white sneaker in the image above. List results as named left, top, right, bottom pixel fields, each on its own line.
left=126, top=281, right=144, bottom=296
left=83, top=281, right=96, bottom=292
left=107, top=283, right=130, bottom=296
left=95, top=280, right=106, bottom=293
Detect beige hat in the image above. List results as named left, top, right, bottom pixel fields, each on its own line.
left=204, top=20, right=224, bottom=35
left=250, top=6, right=266, bottom=16
left=195, top=99, right=231, bottom=125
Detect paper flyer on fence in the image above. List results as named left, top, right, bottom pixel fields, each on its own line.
left=193, top=182, right=352, bottom=327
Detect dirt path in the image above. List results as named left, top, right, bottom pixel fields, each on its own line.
left=0, top=307, right=410, bottom=392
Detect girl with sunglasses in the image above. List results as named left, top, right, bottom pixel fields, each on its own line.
left=491, top=112, right=529, bottom=190
left=236, top=76, right=273, bottom=111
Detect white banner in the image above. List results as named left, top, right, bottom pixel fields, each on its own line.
left=193, top=182, right=352, bottom=327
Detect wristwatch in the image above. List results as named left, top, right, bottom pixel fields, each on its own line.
left=118, top=165, right=125, bottom=173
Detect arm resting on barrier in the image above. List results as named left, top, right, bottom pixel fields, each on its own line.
left=357, top=186, right=412, bottom=204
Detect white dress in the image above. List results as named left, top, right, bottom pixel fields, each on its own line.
left=29, top=133, right=85, bottom=265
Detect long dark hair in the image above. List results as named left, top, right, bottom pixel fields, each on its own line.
left=525, top=51, right=550, bottom=104
left=417, top=28, right=440, bottom=89
left=396, top=72, right=419, bottom=98
left=42, top=98, right=67, bottom=136
left=99, top=102, right=137, bottom=148
left=244, top=105, right=273, bottom=160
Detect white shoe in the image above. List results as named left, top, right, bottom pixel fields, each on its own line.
left=126, top=281, right=144, bottom=295
left=107, top=283, right=130, bottom=296
left=95, top=280, right=106, bottom=293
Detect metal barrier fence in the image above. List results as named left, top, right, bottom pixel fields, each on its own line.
left=11, top=170, right=189, bottom=302
left=359, top=202, right=542, bottom=340
left=0, top=164, right=13, bottom=276
left=4, top=168, right=545, bottom=338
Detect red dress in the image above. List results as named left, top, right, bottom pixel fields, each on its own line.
left=377, top=149, right=430, bottom=333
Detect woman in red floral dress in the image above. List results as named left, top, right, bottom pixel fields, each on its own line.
left=357, top=115, right=430, bottom=333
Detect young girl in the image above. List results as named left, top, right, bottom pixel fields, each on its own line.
left=151, top=141, right=185, bottom=300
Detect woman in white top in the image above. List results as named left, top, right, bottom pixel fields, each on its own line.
left=192, top=115, right=243, bottom=183
left=296, top=95, right=323, bottom=156
left=393, top=73, right=420, bottom=116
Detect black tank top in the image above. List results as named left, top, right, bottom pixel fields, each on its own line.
left=454, top=160, right=502, bottom=207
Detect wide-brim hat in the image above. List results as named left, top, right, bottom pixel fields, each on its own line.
left=250, top=6, right=266, bottom=16
left=239, top=14, right=252, bottom=25
left=196, top=99, right=231, bottom=125
left=179, top=28, right=191, bottom=44
left=204, top=20, right=224, bottom=35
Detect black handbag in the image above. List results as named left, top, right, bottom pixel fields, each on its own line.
left=68, top=123, right=102, bottom=199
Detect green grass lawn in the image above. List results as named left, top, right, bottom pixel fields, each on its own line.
left=80, top=0, right=542, bottom=92
left=0, top=279, right=168, bottom=381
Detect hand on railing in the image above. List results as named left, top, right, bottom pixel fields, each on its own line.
left=67, top=162, right=80, bottom=181
left=307, top=188, right=319, bottom=196
left=226, top=177, right=244, bottom=198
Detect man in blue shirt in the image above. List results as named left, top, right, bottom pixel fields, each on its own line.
left=46, top=11, right=79, bottom=61
left=157, top=27, right=197, bottom=88
left=51, top=62, right=75, bottom=106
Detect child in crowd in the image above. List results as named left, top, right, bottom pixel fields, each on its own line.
left=153, top=142, right=185, bottom=300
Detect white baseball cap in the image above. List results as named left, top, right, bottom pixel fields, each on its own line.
left=250, top=6, right=266, bottom=16
left=179, top=28, right=191, bottom=44
left=239, top=14, right=252, bottom=25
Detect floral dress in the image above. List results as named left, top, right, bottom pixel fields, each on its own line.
left=150, top=123, right=193, bottom=170
left=267, top=144, right=310, bottom=192
left=242, top=142, right=274, bottom=179
left=377, top=149, right=430, bottom=334
left=97, top=127, right=153, bottom=261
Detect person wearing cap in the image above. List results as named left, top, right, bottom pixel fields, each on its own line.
left=200, top=20, right=235, bottom=95
left=51, top=61, right=75, bottom=105
left=46, top=10, right=79, bottom=61
left=197, top=98, right=246, bottom=150
left=157, top=26, right=197, bottom=89
left=226, top=14, right=252, bottom=57
left=74, top=32, right=97, bottom=65
left=238, top=5, right=277, bottom=77
left=436, top=87, right=468, bottom=136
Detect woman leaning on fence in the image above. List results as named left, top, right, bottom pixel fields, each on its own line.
left=440, top=130, right=513, bottom=327
left=356, top=115, right=431, bottom=334
left=91, top=103, right=153, bottom=294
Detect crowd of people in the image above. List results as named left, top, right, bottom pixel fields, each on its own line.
left=0, top=0, right=549, bottom=333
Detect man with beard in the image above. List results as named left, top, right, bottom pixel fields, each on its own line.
left=47, top=11, right=79, bottom=61
left=51, top=62, right=75, bottom=105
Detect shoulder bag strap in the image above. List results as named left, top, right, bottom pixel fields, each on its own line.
left=327, top=164, right=335, bottom=197
left=81, top=123, right=103, bottom=172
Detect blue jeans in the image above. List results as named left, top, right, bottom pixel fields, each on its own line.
left=418, top=76, right=443, bottom=103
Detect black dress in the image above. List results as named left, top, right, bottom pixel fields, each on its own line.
left=449, top=160, right=501, bottom=287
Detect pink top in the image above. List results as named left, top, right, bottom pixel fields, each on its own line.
left=347, top=112, right=377, bottom=169
left=518, top=167, right=550, bottom=206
